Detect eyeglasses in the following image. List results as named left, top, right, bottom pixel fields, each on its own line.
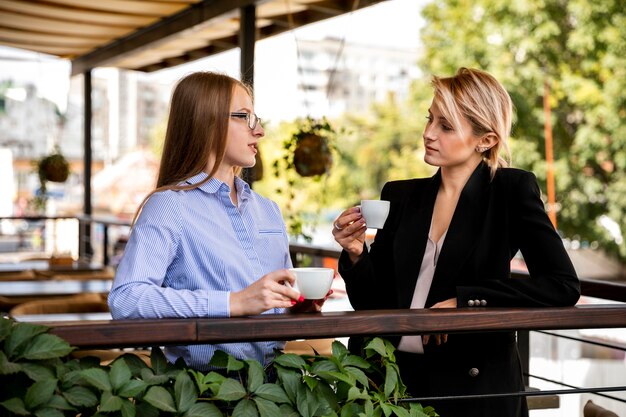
left=230, top=112, right=262, bottom=130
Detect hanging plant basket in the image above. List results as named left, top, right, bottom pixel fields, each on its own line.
left=288, top=117, right=336, bottom=178
left=38, top=149, right=70, bottom=183
left=293, top=133, right=333, bottom=177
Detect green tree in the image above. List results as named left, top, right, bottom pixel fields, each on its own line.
left=418, top=0, right=626, bottom=261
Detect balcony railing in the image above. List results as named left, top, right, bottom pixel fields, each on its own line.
left=2, top=215, right=626, bottom=413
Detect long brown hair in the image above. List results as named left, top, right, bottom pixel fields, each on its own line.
left=133, top=72, right=250, bottom=225
left=432, top=67, right=513, bottom=178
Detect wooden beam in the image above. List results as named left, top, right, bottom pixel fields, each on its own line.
left=70, top=0, right=257, bottom=75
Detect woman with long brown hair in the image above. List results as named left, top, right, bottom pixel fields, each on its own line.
left=109, top=72, right=317, bottom=370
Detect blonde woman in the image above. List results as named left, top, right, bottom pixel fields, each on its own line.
left=109, top=72, right=324, bottom=371
left=332, top=67, right=579, bottom=416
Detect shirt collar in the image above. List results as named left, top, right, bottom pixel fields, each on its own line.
left=184, top=172, right=251, bottom=202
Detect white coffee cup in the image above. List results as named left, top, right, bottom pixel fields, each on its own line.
left=360, top=199, right=390, bottom=229
left=289, top=267, right=334, bottom=300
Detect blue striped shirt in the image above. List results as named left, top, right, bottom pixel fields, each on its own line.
left=108, top=173, right=292, bottom=369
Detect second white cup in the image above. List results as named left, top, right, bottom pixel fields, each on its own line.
left=361, top=199, right=390, bottom=229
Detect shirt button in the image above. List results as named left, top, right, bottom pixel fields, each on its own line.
left=469, top=368, right=480, bottom=377
left=480, top=299, right=487, bottom=306
left=468, top=300, right=475, bottom=307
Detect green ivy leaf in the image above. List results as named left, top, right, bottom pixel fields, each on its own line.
left=331, top=341, right=349, bottom=360
left=5, top=323, right=49, bottom=359
left=20, top=362, right=54, bottom=381
left=118, top=379, right=147, bottom=398
left=253, top=383, right=290, bottom=403
left=232, top=398, right=258, bottom=417
left=109, top=357, right=132, bottom=391
left=0, top=318, right=12, bottom=343
left=215, top=378, right=246, bottom=402
left=0, top=350, right=21, bottom=374
left=342, top=355, right=371, bottom=370
left=150, top=347, right=169, bottom=375
left=245, top=359, right=264, bottom=393
left=313, top=383, right=336, bottom=415
left=33, top=407, right=64, bottom=417
left=118, top=353, right=150, bottom=376
left=389, top=404, right=410, bottom=417
left=345, top=366, right=369, bottom=387
left=276, top=367, right=300, bottom=403
left=198, top=371, right=226, bottom=396
left=254, top=397, right=281, bottom=417
left=183, top=402, right=223, bottom=417
left=380, top=402, right=393, bottom=417
left=120, top=399, right=136, bottom=417
left=140, top=368, right=169, bottom=385
left=25, top=378, right=57, bottom=410
left=347, top=386, right=369, bottom=401
left=408, top=403, right=431, bottom=417
left=135, top=401, right=160, bottom=417
left=100, top=391, right=124, bottom=412
left=208, top=350, right=229, bottom=368
left=302, top=374, right=318, bottom=391
left=278, top=404, right=299, bottom=416
left=21, top=334, right=74, bottom=360
left=317, top=370, right=355, bottom=386
left=340, top=403, right=363, bottom=417
left=310, top=359, right=338, bottom=374
left=364, top=338, right=388, bottom=359
left=273, top=354, right=306, bottom=369
left=47, top=394, right=74, bottom=411
left=62, top=386, right=98, bottom=408
left=295, top=383, right=318, bottom=417
left=79, top=368, right=112, bottom=391
left=174, top=370, right=197, bottom=413
left=143, top=386, right=176, bottom=412
left=384, top=365, right=398, bottom=398
left=0, top=397, right=28, bottom=415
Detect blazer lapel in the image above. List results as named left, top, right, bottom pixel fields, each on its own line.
left=394, top=171, right=440, bottom=308
left=426, top=163, right=491, bottom=306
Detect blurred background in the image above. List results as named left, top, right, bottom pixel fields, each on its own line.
left=0, top=1, right=625, bottom=415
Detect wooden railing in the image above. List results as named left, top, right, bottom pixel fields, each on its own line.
left=45, top=304, right=626, bottom=350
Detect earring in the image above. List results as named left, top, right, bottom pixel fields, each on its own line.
left=476, top=146, right=489, bottom=153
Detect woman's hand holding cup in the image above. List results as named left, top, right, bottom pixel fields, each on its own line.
left=332, top=206, right=366, bottom=264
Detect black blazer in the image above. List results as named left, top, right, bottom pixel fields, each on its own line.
left=341, top=162, right=580, bottom=312
left=339, top=163, right=580, bottom=416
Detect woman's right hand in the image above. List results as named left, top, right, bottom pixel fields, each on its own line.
left=332, top=206, right=367, bottom=264
left=230, top=269, right=302, bottom=316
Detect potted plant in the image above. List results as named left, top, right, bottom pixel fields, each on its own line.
left=271, top=117, right=338, bottom=241
left=286, top=117, right=335, bottom=178
left=30, top=147, right=70, bottom=213
left=0, top=317, right=438, bottom=417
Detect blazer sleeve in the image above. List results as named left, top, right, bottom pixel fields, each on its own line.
left=339, top=182, right=402, bottom=310
left=456, top=171, right=581, bottom=307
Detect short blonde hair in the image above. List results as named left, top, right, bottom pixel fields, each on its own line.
left=431, top=67, right=513, bottom=178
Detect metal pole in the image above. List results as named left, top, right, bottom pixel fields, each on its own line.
left=239, top=4, right=259, bottom=185
left=81, top=70, right=93, bottom=260
left=240, top=4, right=255, bottom=87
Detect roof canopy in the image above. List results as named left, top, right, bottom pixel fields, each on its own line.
left=0, top=0, right=385, bottom=75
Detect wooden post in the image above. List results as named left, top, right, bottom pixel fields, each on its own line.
left=543, top=77, right=557, bottom=229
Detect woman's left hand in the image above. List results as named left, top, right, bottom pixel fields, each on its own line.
left=423, top=297, right=457, bottom=346
left=289, top=289, right=333, bottom=313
